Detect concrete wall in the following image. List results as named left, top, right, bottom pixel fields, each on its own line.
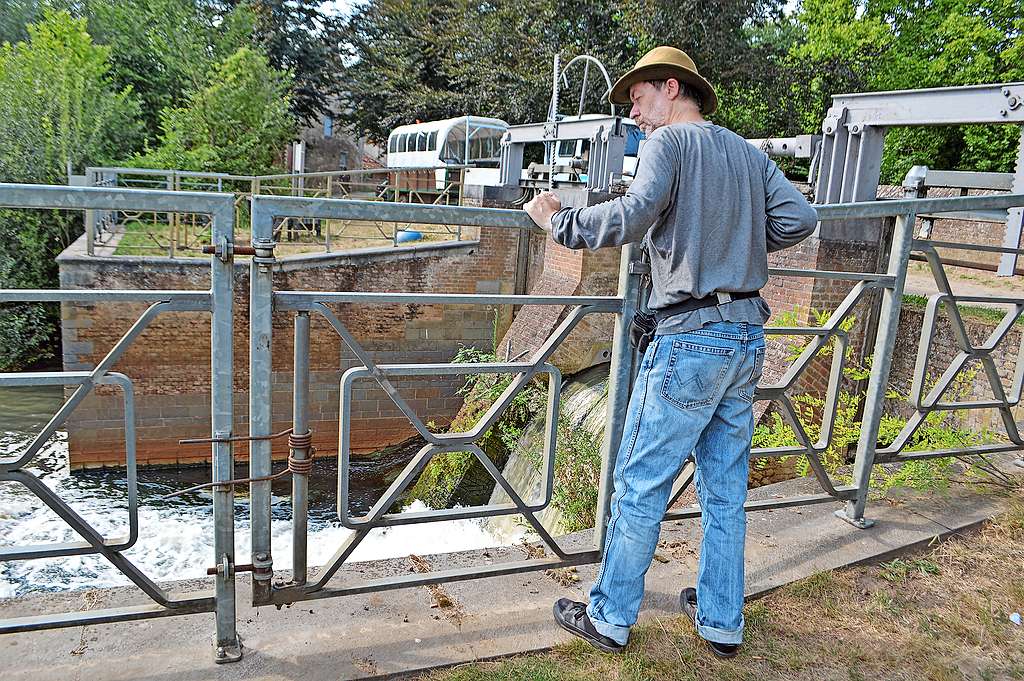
left=58, top=225, right=518, bottom=468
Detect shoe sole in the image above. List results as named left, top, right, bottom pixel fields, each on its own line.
left=552, top=604, right=624, bottom=654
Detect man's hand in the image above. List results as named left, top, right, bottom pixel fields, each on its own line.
left=524, top=191, right=561, bottom=232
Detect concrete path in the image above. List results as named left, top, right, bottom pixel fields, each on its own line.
left=0, top=470, right=1017, bottom=681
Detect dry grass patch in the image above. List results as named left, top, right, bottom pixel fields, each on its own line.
left=421, top=495, right=1024, bottom=681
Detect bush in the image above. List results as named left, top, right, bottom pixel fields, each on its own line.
left=133, top=46, right=296, bottom=175
left=0, top=10, right=142, bottom=369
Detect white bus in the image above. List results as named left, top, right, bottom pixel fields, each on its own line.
left=386, top=116, right=509, bottom=190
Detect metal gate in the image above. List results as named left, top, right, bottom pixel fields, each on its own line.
left=0, top=183, right=241, bottom=661
left=2, top=174, right=1024, bottom=662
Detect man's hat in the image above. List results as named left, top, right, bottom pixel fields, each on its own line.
left=608, top=46, right=718, bottom=115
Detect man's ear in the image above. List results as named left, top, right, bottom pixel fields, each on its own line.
left=665, top=77, right=681, bottom=100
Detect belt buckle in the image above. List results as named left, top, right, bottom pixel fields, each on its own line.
left=715, top=292, right=732, bottom=305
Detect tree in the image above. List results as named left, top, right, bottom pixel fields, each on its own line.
left=787, top=0, right=1024, bottom=183
left=0, top=9, right=142, bottom=369
left=134, top=46, right=296, bottom=174
left=0, top=0, right=44, bottom=44
left=61, top=0, right=255, bottom=140
left=337, top=0, right=787, bottom=143
left=213, top=0, right=346, bottom=125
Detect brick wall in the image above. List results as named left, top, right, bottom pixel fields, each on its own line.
left=58, top=226, right=518, bottom=469
left=887, top=304, right=1024, bottom=434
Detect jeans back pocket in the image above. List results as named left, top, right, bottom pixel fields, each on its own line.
left=739, top=344, right=766, bottom=403
left=661, top=340, right=735, bottom=411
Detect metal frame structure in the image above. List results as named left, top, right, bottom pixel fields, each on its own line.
left=80, top=165, right=482, bottom=257
left=814, top=82, right=1024, bottom=274
left=246, top=194, right=639, bottom=608
left=0, top=184, right=241, bottom=661
left=2, top=175, right=1024, bottom=662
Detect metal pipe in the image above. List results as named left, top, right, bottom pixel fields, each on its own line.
left=594, top=241, right=642, bottom=550
left=209, top=203, right=241, bottom=663
left=248, top=203, right=276, bottom=605
left=290, top=312, right=311, bottom=586
left=841, top=166, right=926, bottom=527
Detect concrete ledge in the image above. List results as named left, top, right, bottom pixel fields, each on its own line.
left=0, top=468, right=1016, bottom=680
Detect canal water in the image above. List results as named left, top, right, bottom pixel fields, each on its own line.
left=0, top=385, right=524, bottom=599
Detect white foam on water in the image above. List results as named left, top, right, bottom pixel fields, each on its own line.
left=0, top=440, right=529, bottom=597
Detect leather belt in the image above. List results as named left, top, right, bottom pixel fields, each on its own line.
left=653, top=291, right=760, bottom=322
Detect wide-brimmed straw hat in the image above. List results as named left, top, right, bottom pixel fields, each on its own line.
left=608, top=46, right=718, bottom=115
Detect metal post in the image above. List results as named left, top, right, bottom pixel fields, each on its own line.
left=997, top=125, right=1024, bottom=275
left=577, top=60, right=590, bottom=118
left=249, top=202, right=276, bottom=604
left=210, top=201, right=242, bottom=663
left=593, top=241, right=642, bottom=550
left=85, top=167, right=96, bottom=256
left=838, top=165, right=926, bottom=527
left=290, top=312, right=311, bottom=586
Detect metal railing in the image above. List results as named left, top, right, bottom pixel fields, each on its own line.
left=82, top=165, right=477, bottom=258
left=2, top=169, right=1024, bottom=661
left=0, top=184, right=241, bottom=661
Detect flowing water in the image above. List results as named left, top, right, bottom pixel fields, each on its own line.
left=0, top=385, right=523, bottom=599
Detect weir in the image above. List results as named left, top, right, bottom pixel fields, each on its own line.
left=2, top=80, right=1024, bottom=665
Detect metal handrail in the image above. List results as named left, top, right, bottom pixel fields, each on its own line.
left=3, top=178, right=1024, bottom=662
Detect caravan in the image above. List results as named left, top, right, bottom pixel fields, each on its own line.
left=386, top=116, right=509, bottom=190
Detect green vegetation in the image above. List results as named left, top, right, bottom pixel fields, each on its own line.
left=0, top=9, right=142, bottom=369
left=758, top=305, right=1005, bottom=494
left=0, top=2, right=335, bottom=368
left=132, top=46, right=295, bottom=174
left=903, top=293, right=1024, bottom=328
left=339, top=0, right=1024, bottom=182
left=522, top=413, right=604, bottom=534
left=409, top=347, right=604, bottom=534
left=407, top=346, right=547, bottom=509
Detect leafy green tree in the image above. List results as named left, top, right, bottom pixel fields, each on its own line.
left=134, top=46, right=296, bottom=174
left=213, top=0, right=346, bottom=125
left=0, top=9, right=142, bottom=369
left=788, top=0, right=1024, bottom=183
left=67, top=0, right=255, bottom=139
left=0, top=0, right=44, bottom=44
left=338, top=0, right=788, bottom=142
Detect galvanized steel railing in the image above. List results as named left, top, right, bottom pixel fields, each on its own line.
left=2, top=171, right=1024, bottom=662
left=0, top=184, right=241, bottom=661
left=82, top=165, right=475, bottom=257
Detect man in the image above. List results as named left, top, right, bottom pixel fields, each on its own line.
left=524, top=46, right=817, bottom=659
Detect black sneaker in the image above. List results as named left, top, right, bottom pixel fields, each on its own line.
left=552, top=598, right=625, bottom=654
left=679, top=587, right=740, bottom=659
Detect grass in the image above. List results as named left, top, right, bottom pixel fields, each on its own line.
left=111, top=216, right=472, bottom=257
left=902, top=293, right=1024, bottom=327
left=419, top=493, right=1024, bottom=681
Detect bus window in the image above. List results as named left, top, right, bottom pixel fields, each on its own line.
left=556, top=140, right=576, bottom=157
left=389, top=135, right=398, bottom=154
left=468, top=128, right=503, bottom=161
left=418, top=132, right=428, bottom=152
left=427, top=131, right=437, bottom=151
left=442, top=127, right=467, bottom=163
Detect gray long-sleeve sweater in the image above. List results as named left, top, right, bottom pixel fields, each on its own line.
left=550, top=121, right=818, bottom=333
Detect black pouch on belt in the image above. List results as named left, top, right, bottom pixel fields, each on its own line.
left=629, top=244, right=656, bottom=356
left=629, top=308, right=656, bottom=356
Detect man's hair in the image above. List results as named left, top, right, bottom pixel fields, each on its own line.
left=647, top=78, right=703, bottom=111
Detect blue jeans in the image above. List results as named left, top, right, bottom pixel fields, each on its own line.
left=587, top=320, right=765, bottom=646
